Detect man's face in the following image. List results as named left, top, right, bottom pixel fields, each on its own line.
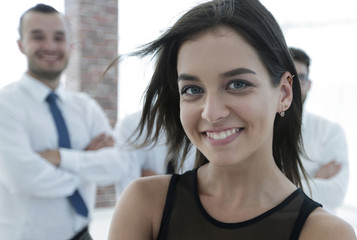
left=294, top=60, right=311, bottom=104
left=18, top=12, right=72, bottom=82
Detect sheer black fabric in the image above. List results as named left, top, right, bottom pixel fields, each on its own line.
left=157, top=169, right=321, bottom=240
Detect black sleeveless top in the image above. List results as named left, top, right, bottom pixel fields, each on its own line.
left=157, top=169, right=321, bottom=240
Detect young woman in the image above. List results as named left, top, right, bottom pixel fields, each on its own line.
left=108, top=0, right=356, bottom=239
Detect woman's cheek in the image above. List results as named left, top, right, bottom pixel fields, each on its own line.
left=180, top=103, right=198, bottom=136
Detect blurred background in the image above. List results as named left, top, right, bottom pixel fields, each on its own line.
left=2, top=0, right=357, bottom=238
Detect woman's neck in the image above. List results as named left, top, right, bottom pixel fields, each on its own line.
left=196, top=160, right=296, bottom=222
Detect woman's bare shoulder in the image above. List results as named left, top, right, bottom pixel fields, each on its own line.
left=117, top=174, right=172, bottom=217
left=299, top=207, right=356, bottom=240
left=127, top=174, right=172, bottom=197
left=108, top=175, right=172, bottom=240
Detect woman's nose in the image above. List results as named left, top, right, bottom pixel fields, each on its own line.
left=201, top=93, right=230, bottom=123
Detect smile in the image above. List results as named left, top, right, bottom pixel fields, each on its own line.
left=42, top=56, right=58, bottom=61
left=205, top=128, right=241, bottom=140
left=40, top=55, right=60, bottom=62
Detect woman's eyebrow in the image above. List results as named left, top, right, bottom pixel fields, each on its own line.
left=177, top=68, right=256, bottom=82
left=177, top=73, right=199, bottom=82
left=221, top=68, right=256, bottom=78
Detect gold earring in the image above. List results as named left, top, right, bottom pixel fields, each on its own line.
left=287, top=75, right=294, bottom=85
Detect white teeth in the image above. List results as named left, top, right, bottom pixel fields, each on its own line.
left=206, top=129, right=239, bottom=140
left=219, top=132, right=226, bottom=139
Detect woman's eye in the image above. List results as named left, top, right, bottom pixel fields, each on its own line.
left=227, top=80, right=249, bottom=90
left=181, top=86, right=203, bottom=95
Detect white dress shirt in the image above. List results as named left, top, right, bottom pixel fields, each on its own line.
left=301, top=111, right=349, bottom=213
left=114, top=111, right=195, bottom=194
left=0, top=74, right=128, bottom=240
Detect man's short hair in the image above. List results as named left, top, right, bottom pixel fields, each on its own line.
left=18, top=4, right=60, bottom=38
left=289, top=47, right=311, bottom=70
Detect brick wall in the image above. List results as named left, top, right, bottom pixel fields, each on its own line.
left=64, top=0, right=119, bottom=208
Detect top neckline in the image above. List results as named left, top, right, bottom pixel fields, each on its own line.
left=191, top=168, right=302, bottom=228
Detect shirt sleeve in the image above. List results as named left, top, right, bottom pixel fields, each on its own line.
left=59, top=95, right=130, bottom=186
left=0, top=96, right=81, bottom=198
left=112, top=113, right=146, bottom=192
left=60, top=147, right=130, bottom=186
left=302, top=123, right=349, bottom=212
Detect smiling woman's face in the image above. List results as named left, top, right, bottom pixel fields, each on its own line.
left=177, top=26, right=285, bottom=167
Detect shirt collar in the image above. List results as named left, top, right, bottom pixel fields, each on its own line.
left=21, top=73, right=65, bottom=103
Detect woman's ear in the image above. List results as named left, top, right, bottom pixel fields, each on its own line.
left=277, top=71, right=294, bottom=115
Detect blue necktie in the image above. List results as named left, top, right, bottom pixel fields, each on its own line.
left=46, top=92, right=88, bottom=217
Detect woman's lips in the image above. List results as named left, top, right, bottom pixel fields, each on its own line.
left=204, top=128, right=243, bottom=145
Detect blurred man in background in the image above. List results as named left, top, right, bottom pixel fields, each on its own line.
left=290, top=47, right=349, bottom=213
left=0, top=4, right=128, bottom=239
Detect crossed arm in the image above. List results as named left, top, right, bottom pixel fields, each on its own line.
left=314, top=160, right=341, bottom=180
left=39, top=133, right=115, bottom=166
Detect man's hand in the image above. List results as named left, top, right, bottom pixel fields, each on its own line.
left=314, top=160, right=342, bottom=179
left=85, top=133, right=115, bottom=150
left=39, top=150, right=61, bottom=167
